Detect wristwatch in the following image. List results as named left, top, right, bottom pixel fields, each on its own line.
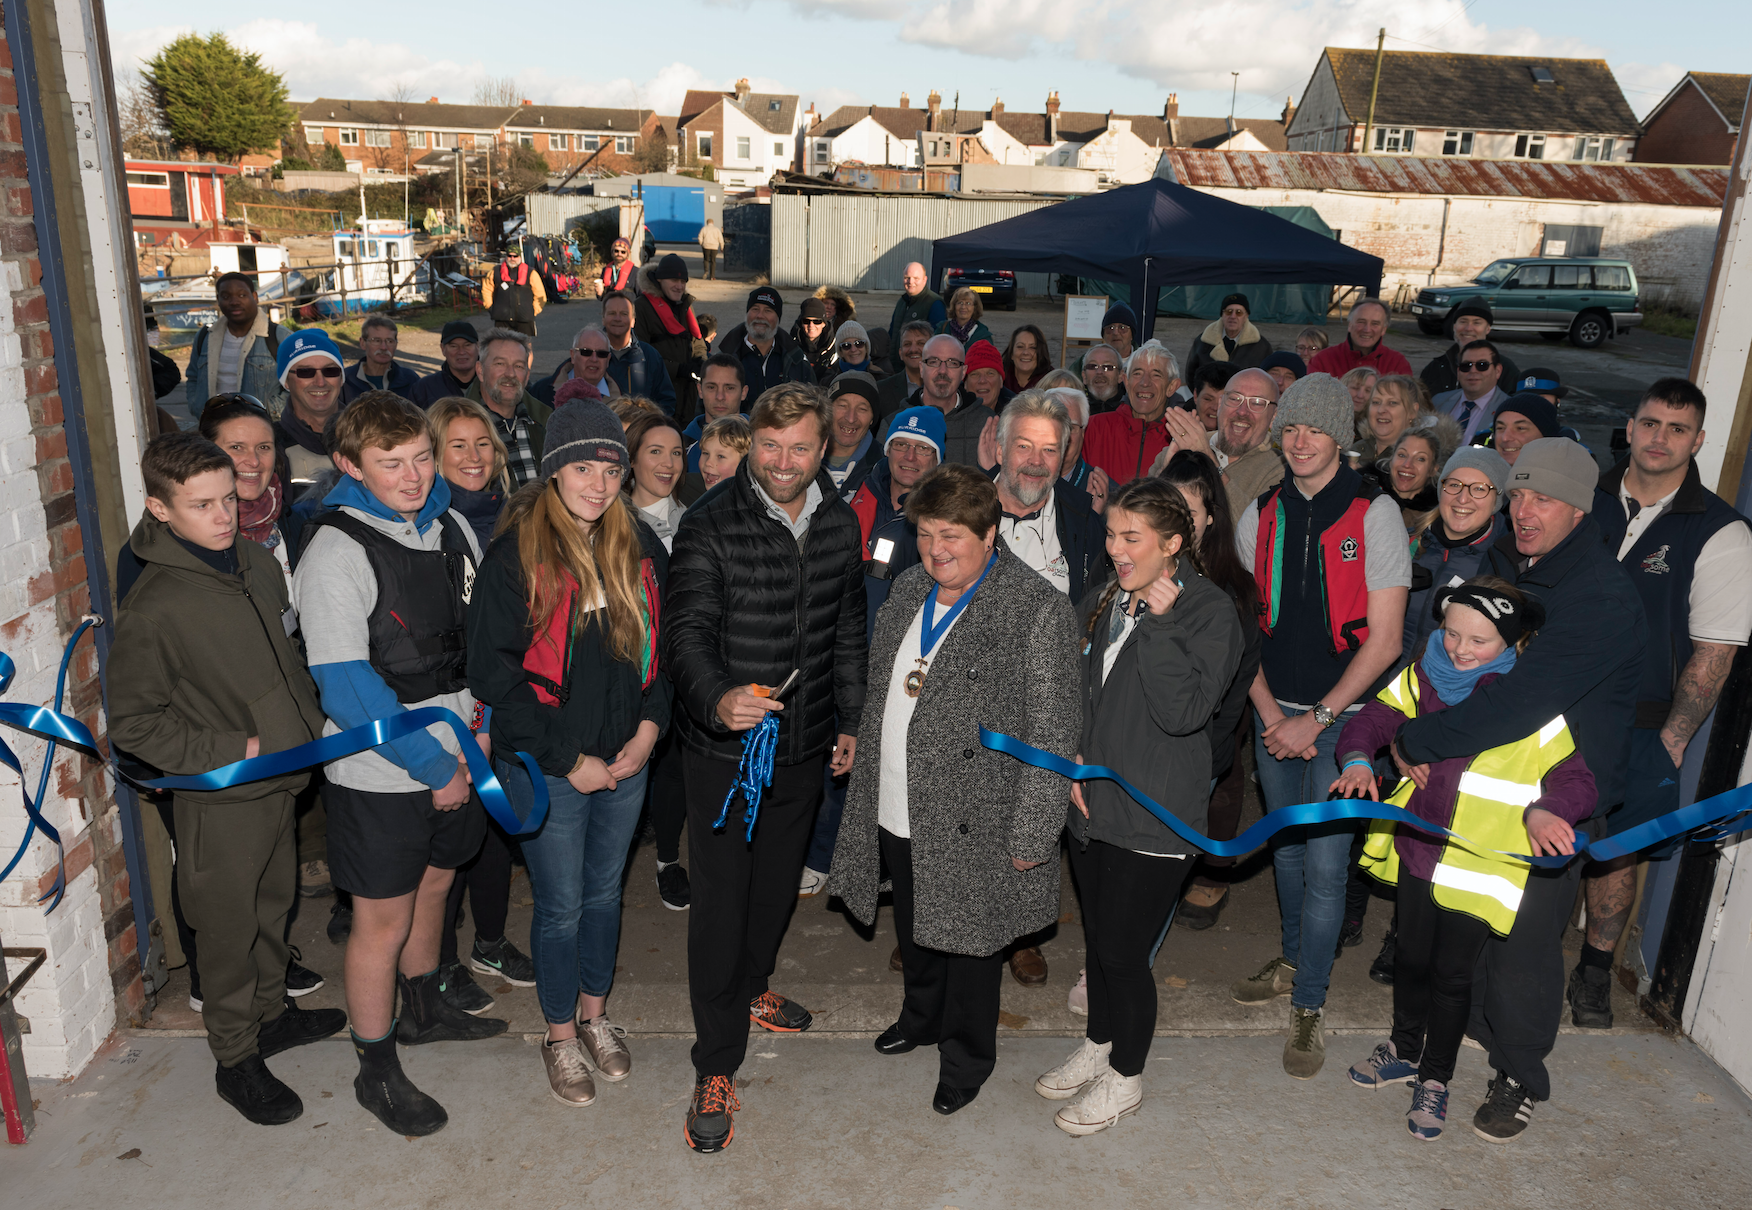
left=1311, top=703, right=1338, bottom=729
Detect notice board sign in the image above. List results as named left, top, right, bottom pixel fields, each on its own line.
left=1062, top=293, right=1109, bottom=362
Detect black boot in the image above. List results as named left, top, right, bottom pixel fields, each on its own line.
left=1368, top=918, right=1397, bottom=986
left=395, top=968, right=508, bottom=1045
left=1567, top=963, right=1614, bottom=1028
left=216, top=1053, right=303, bottom=1125
left=353, top=1027, right=447, bottom=1136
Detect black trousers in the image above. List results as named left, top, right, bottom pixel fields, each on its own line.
left=685, top=750, right=823, bottom=1077
left=1391, top=874, right=1492, bottom=1085
left=883, top=828, right=1005, bottom=1090
left=1467, top=857, right=1582, bottom=1101
left=1194, top=715, right=1249, bottom=883
left=649, top=731, right=687, bottom=866
left=497, top=317, right=537, bottom=337
left=1069, top=838, right=1193, bottom=1076
left=440, top=812, right=514, bottom=964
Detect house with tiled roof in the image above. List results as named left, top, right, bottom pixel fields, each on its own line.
left=676, top=80, right=803, bottom=190
left=1635, top=72, right=1749, bottom=165
left=1285, top=49, right=1638, bottom=162
left=804, top=92, right=1288, bottom=185
left=298, top=97, right=669, bottom=176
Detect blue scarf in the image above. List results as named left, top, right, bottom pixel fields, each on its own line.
left=1421, top=637, right=1516, bottom=705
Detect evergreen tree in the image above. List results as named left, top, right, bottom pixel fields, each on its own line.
left=143, top=33, right=295, bottom=162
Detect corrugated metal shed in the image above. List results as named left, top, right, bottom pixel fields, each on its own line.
left=1159, top=151, right=1728, bottom=208
left=770, top=193, right=1058, bottom=291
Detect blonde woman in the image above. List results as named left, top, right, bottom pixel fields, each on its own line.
left=467, top=399, right=669, bottom=1108
left=937, top=286, right=994, bottom=349
left=1352, top=375, right=1430, bottom=470
left=429, top=397, right=512, bottom=551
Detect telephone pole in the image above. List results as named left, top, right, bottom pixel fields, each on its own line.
left=1362, top=27, right=1386, bottom=153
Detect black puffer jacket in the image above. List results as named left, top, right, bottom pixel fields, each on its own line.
left=663, top=460, right=868, bottom=765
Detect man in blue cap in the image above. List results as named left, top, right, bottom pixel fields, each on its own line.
left=274, top=329, right=347, bottom=489
left=851, top=405, right=944, bottom=636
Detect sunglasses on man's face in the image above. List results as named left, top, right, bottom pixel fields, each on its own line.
left=291, top=365, right=343, bottom=380
left=1458, top=359, right=1497, bottom=372
left=573, top=347, right=611, bottom=359
left=840, top=339, right=867, bottom=350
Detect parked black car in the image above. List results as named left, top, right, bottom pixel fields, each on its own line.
left=942, top=267, right=1017, bottom=311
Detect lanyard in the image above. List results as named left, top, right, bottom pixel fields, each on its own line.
left=921, top=553, right=995, bottom=660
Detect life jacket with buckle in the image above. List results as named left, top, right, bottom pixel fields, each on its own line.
left=307, top=510, right=476, bottom=702
left=1254, top=478, right=1376, bottom=654
left=492, top=261, right=536, bottom=322
left=521, top=557, right=661, bottom=706
left=1359, top=665, right=1576, bottom=935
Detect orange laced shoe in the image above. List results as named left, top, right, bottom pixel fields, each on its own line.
left=749, top=990, right=813, bottom=1032
left=684, top=1074, right=740, bottom=1153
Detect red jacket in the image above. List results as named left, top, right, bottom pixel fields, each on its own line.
left=1082, top=407, right=1171, bottom=485
left=1308, top=338, right=1412, bottom=379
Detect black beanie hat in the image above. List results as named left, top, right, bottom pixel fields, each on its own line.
left=747, top=286, right=784, bottom=317
left=1220, top=292, right=1251, bottom=314
left=654, top=253, right=689, bottom=281
left=1494, top=392, right=1562, bottom=438
left=799, top=297, right=828, bottom=321
left=540, top=399, right=629, bottom=480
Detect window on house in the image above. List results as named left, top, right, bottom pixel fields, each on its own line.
left=769, top=100, right=781, bottom=112
left=814, top=140, right=829, bottom=164
left=549, top=133, right=566, bottom=151
left=617, top=136, right=634, bottom=154
left=303, top=125, right=324, bottom=144
left=518, top=132, right=534, bottom=147
left=1442, top=130, right=1474, bottom=156
left=1514, top=133, right=1546, bottom=159
left=410, top=131, right=427, bottom=149
left=1372, top=126, right=1414, bottom=153
left=582, top=134, right=600, bottom=152
left=737, top=136, right=751, bottom=159
left=363, top=129, right=391, bottom=147
left=473, top=134, right=492, bottom=149
left=698, top=133, right=713, bottom=158
left=434, top=132, right=458, bottom=149
left=1529, top=66, right=1555, bottom=84
left=1571, top=135, right=1616, bottom=162
left=338, top=128, right=359, bottom=145
left=126, top=171, right=171, bottom=187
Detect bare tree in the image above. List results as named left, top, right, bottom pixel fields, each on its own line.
left=118, top=70, right=171, bottom=159
left=472, top=75, right=521, bottom=109
left=385, top=82, right=418, bottom=173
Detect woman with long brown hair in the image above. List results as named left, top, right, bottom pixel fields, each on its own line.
left=1003, top=324, right=1053, bottom=394
left=1036, top=477, right=1241, bottom=1135
left=467, top=400, right=670, bottom=1110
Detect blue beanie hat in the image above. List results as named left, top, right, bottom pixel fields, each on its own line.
left=884, top=405, right=946, bottom=460
left=276, top=328, right=343, bottom=385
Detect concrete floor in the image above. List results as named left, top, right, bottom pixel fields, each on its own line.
left=14, top=1031, right=1750, bottom=1209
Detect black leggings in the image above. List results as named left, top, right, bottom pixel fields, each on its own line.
left=1069, top=838, right=1194, bottom=1077
left=1391, top=873, right=1492, bottom=1085
left=440, top=815, right=513, bottom=963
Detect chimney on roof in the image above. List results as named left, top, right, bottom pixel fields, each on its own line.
left=991, top=97, right=1005, bottom=118
left=734, top=78, right=752, bottom=102
left=1281, top=96, right=1296, bottom=126
left=927, top=90, right=942, bottom=131
left=900, top=91, right=910, bottom=109
left=521, top=99, right=532, bottom=106
left=1046, top=90, right=1060, bottom=142
left=1164, top=92, right=1179, bottom=121
left=427, top=97, right=438, bottom=104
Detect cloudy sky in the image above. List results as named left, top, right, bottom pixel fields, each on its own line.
left=111, top=0, right=1746, bottom=126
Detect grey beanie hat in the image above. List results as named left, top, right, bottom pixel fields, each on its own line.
left=540, top=399, right=629, bottom=480
left=1442, top=444, right=1511, bottom=496
left=1271, top=372, right=1354, bottom=446
left=1506, top=437, right=1598, bottom=512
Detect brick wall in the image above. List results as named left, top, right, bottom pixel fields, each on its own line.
left=0, top=20, right=132, bottom=1079
left=1636, top=82, right=1737, bottom=166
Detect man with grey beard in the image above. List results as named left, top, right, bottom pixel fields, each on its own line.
left=1158, top=365, right=1283, bottom=518
left=717, top=285, right=812, bottom=398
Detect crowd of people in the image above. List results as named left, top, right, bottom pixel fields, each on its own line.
left=120, top=261, right=1749, bottom=1152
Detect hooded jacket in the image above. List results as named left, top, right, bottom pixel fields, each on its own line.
left=1396, top=515, right=1645, bottom=814
left=662, top=461, right=868, bottom=766
left=109, top=517, right=326, bottom=804
left=633, top=264, right=703, bottom=418
left=1071, top=571, right=1244, bottom=852
left=1184, top=319, right=1274, bottom=381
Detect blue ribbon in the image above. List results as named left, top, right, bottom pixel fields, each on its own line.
left=2, top=633, right=551, bottom=913
left=979, top=727, right=1752, bottom=868
left=715, top=711, right=779, bottom=843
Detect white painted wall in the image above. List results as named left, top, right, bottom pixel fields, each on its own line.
left=1683, top=740, right=1752, bottom=1097
left=1072, top=120, right=1158, bottom=184
left=815, top=116, right=919, bottom=169
left=0, top=254, right=115, bottom=1081
left=718, top=105, right=791, bottom=190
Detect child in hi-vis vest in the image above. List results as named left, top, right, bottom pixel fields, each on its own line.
left=1327, top=577, right=1595, bottom=1141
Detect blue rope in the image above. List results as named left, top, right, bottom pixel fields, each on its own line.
left=714, top=712, right=779, bottom=842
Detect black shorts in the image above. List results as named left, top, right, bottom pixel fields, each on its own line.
left=325, top=782, right=487, bottom=899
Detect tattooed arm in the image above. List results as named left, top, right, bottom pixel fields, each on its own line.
left=1659, top=641, right=1738, bottom=767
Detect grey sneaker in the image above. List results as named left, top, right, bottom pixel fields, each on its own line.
left=1232, top=956, right=1297, bottom=1004
left=541, top=1032, right=596, bottom=1107
left=1035, top=1037, right=1111, bottom=1100
left=1054, top=1069, right=1143, bottom=1136
left=1283, top=1006, right=1326, bottom=1079
left=577, top=1012, right=631, bottom=1083
left=1066, top=968, right=1088, bottom=1017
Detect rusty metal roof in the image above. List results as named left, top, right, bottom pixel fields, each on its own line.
left=1158, top=150, right=1728, bottom=207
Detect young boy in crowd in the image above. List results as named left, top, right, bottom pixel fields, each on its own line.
left=684, top=353, right=750, bottom=473
left=695, top=414, right=751, bottom=493
left=292, top=391, right=504, bottom=1137
left=109, top=433, right=343, bottom=1126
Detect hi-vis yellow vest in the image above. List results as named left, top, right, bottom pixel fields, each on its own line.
left=1359, top=665, right=1576, bottom=936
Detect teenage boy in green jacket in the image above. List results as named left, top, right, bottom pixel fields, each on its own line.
left=109, top=432, right=345, bottom=1125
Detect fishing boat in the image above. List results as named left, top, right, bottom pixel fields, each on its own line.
left=146, top=242, right=310, bottom=345
left=313, top=220, right=432, bottom=315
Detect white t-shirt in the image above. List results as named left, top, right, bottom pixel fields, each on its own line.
left=216, top=328, right=247, bottom=395
left=1000, top=489, right=1069, bottom=595
left=878, top=596, right=965, bottom=838
left=1613, top=484, right=1752, bottom=646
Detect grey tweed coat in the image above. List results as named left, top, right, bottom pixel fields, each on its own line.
left=830, top=546, right=1082, bottom=957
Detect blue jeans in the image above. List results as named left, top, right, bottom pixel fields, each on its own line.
left=1253, top=705, right=1359, bottom=1011
left=501, top=758, right=649, bottom=1025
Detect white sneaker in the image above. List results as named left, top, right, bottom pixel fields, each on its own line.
left=1054, top=1069, right=1143, bottom=1136
left=1035, top=1037, right=1111, bottom=1100
left=798, top=866, right=828, bottom=897
left=1067, top=968, right=1088, bottom=1017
